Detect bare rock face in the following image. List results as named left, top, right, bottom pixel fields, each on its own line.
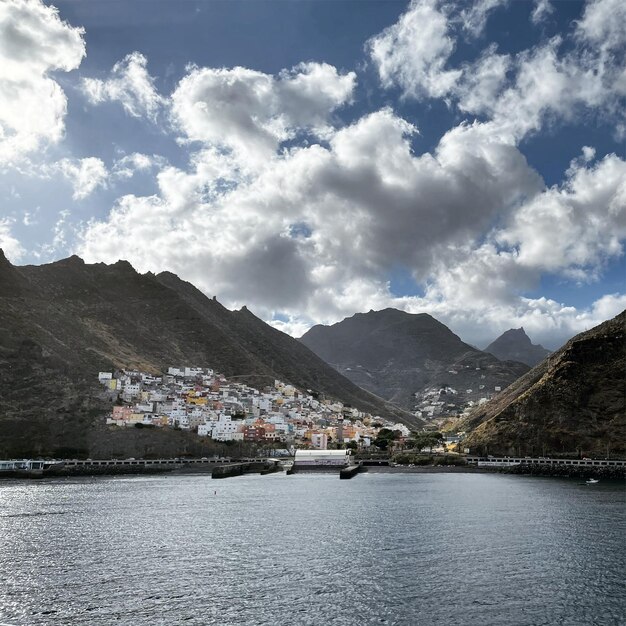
left=0, top=252, right=416, bottom=457
left=462, top=310, right=626, bottom=456
left=485, top=328, right=551, bottom=367
left=300, top=308, right=529, bottom=414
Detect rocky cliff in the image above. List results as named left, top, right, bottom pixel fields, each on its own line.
left=462, top=310, right=626, bottom=456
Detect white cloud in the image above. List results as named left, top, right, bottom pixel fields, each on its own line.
left=55, top=157, right=108, bottom=200
left=170, top=62, right=355, bottom=170
left=63, top=5, right=625, bottom=351
left=112, top=152, right=167, bottom=179
left=455, top=45, right=511, bottom=114
left=75, top=94, right=625, bottom=349
left=77, top=107, right=544, bottom=325
left=268, top=316, right=315, bottom=339
left=419, top=151, right=626, bottom=312
left=590, top=293, right=626, bottom=321
left=0, top=0, right=85, bottom=165
left=576, top=0, right=626, bottom=53
left=459, top=0, right=508, bottom=37
left=531, top=0, right=554, bottom=25
left=0, top=217, right=24, bottom=261
left=371, top=0, right=625, bottom=144
left=500, top=152, right=626, bottom=275
left=81, top=52, right=164, bottom=121
left=368, top=0, right=462, bottom=100
left=410, top=292, right=626, bottom=350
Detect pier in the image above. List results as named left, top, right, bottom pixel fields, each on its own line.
left=339, top=464, right=367, bottom=479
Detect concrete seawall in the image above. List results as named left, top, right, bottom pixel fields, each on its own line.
left=339, top=464, right=367, bottom=479
left=212, top=461, right=281, bottom=479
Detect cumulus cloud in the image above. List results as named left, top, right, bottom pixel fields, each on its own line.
left=60, top=1, right=626, bottom=350
left=170, top=62, right=355, bottom=170
left=395, top=149, right=626, bottom=347
left=77, top=107, right=544, bottom=321
left=372, top=0, right=626, bottom=144
left=81, top=52, right=164, bottom=121
left=368, top=0, right=461, bottom=99
left=500, top=153, right=626, bottom=276
left=54, top=157, right=108, bottom=200
left=425, top=151, right=626, bottom=305
left=456, top=45, right=511, bottom=114
left=0, top=0, right=85, bottom=165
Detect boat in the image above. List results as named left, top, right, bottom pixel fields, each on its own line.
left=585, top=478, right=599, bottom=484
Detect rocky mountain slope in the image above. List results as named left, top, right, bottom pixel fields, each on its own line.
left=462, top=310, right=626, bottom=456
left=485, top=328, right=551, bottom=367
left=0, top=251, right=416, bottom=457
left=299, top=309, right=529, bottom=414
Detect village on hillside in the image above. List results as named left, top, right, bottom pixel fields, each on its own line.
left=97, top=366, right=425, bottom=451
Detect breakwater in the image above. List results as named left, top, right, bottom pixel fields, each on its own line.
left=0, top=457, right=281, bottom=480
left=339, top=464, right=367, bottom=479
left=211, top=461, right=281, bottom=479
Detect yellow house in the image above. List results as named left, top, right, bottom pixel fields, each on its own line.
left=127, top=413, right=145, bottom=424
left=187, top=396, right=208, bottom=406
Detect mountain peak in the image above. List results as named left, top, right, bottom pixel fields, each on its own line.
left=485, top=328, right=551, bottom=367
left=112, top=259, right=136, bottom=272
left=51, top=254, right=85, bottom=267
left=300, top=308, right=528, bottom=410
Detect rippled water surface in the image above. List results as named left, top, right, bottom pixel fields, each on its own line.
left=0, top=472, right=624, bottom=625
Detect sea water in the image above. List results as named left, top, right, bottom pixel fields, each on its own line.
left=0, top=472, right=624, bottom=625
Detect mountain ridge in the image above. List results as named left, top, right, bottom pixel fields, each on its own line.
left=300, top=309, right=530, bottom=414
left=0, top=252, right=417, bottom=457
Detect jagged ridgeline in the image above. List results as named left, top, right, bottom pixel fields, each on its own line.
left=462, top=310, right=626, bottom=456
left=484, top=327, right=551, bottom=367
left=0, top=251, right=417, bottom=457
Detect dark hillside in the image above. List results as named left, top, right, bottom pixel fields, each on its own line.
left=0, top=253, right=416, bottom=457
left=300, top=308, right=529, bottom=413
left=462, top=311, right=626, bottom=456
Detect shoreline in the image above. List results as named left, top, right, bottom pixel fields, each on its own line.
left=365, top=465, right=489, bottom=474
left=1, top=460, right=624, bottom=481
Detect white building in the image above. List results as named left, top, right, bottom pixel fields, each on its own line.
left=294, top=449, right=350, bottom=467
left=311, top=433, right=328, bottom=450
left=211, top=415, right=243, bottom=441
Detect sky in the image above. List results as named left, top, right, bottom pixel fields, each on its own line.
left=0, top=0, right=624, bottom=350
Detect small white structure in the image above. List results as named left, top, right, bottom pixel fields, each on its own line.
left=294, top=449, right=350, bottom=467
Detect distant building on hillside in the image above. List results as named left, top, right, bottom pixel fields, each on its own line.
left=311, top=433, right=328, bottom=450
